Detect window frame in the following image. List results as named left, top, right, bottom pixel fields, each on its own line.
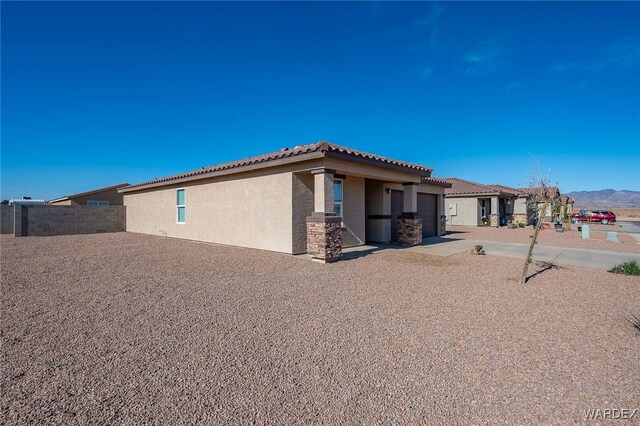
left=333, top=178, right=343, bottom=218
left=176, top=188, right=186, bottom=224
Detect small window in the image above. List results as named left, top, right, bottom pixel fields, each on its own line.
left=333, top=179, right=343, bottom=217
left=88, top=200, right=108, bottom=206
left=176, top=189, right=186, bottom=223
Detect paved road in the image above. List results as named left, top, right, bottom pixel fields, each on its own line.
left=411, top=237, right=640, bottom=270
left=618, top=220, right=640, bottom=233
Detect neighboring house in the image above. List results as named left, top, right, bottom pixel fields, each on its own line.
left=119, top=141, right=451, bottom=262
left=560, top=195, right=574, bottom=217
left=9, top=197, right=46, bottom=205
left=48, top=183, right=129, bottom=206
left=516, top=186, right=561, bottom=221
left=444, top=178, right=518, bottom=227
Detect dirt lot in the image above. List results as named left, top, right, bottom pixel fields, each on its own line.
left=447, top=225, right=640, bottom=253
left=2, top=233, right=639, bottom=424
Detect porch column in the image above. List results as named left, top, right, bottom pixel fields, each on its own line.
left=306, top=169, right=342, bottom=263
left=490, top=196, right=499, bottom=227
left=397, top=183, right=422, bottom=245
left=438, top=194, right=447, bottom=236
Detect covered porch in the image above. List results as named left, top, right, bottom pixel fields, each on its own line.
left=294, top=158, right=449, bottom=263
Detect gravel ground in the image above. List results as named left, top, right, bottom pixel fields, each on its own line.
left=448, top=225, right=640, bottom=253
left=2, top=233, right=639, bottom=424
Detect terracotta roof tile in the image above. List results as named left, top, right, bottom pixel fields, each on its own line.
left=122, top=141, right=434, bottom=191
left=443, top=178, right=503, bottom=196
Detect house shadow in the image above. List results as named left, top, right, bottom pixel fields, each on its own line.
left=339, top=235, right=465, bottom=262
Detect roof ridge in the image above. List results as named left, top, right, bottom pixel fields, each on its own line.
left=121, top=141, right=434, bottom=191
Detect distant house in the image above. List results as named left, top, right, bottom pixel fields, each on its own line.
left=48, top=183, right=129, bottom=206
left=443, top=178, right=518, bottom=227
left=560, top=195, right=575, bottom=217
left=9, top=197, right=46, bottom=206
left=444, top=179, right=566, bottom=227
left=516, top=186, right=562, bottom=221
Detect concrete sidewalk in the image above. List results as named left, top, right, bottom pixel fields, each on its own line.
left=409, top=237, right=640, bottom=270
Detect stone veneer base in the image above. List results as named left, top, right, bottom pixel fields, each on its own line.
left=306, top=212, right=343, bottom=263
left=397, top=212, right=422, bottom=245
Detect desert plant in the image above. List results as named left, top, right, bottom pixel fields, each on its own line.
left=519, top=167, right=561, bottom=284
left=608, top=260, right=640, bottom=276
left=471, top=244, right=485, bottom=255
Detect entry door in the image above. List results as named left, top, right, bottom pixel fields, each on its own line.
left=390, top=190, right=403, bottom=242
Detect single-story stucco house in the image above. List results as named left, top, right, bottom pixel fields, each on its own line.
left=444, top=178, right=518, bottom=227
left=445, top=179, right=565, bottom=227
left=49, top=183, right=129, bottom=206
left=119, top=141, right=451, bottom=262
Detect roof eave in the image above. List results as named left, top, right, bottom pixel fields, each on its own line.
left=119, top=151, right=326, bottom=193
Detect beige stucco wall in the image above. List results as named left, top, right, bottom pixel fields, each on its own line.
left=342, top=176, right=365, bottom=247
left=124, top=171, right=294, bottom=253
left=446, top=196, right=480, bottom=226
left=292, top=173, right=314, bottom=254
left=513, top=197, right=528, bottom=215
left=365, top=180, right=391, bottom=243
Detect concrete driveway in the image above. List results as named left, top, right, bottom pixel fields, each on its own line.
left=411, top=237, right=640, bottom=269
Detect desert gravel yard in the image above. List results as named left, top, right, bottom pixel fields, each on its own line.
left=2, top=233, right=639, bottom=424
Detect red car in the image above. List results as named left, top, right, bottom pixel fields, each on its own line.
left=571, top=210, right=616, bottom=224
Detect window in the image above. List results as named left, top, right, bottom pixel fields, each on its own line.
left=176, top=189, right=186, bottom=223
left=88, top=200, right=108, bottom=206
left=480, top=199, right=486, bottom=217
left=333, top=178, right=343, bottom=217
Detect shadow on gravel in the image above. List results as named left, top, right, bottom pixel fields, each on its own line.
left=526, top=261, right=563, bottom=282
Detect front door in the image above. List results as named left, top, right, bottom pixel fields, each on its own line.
left=390, top=190, right=403, bottom=242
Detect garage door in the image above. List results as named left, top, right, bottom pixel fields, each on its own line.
left=418, top=193, right=438, bottom=237
left=390, top=191, right=438, bottom=240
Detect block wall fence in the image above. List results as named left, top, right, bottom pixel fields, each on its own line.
left=1, top=205, right=125, bottom=237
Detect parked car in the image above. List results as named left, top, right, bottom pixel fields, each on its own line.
left=571, top=210, right=616, bottom=224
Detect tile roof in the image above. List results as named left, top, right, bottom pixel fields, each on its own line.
left=122, top=141, right=434, bottom=191
left=517, top=186, right=560, bottom=199
left=488, top=184, right=521, bottom=196
left=421, top=176, right=452, bottom=187
left=443, top=178, right=508, bottom=196
left=48, top=183, right=129, bottom=202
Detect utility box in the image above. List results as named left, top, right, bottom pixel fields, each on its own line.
left=581, top=224, right=590, bottom=239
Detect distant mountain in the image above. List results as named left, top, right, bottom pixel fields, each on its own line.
left=566, top=189, right=640, bottom=208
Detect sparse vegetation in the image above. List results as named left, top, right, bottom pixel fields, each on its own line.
left=471, top=244, right=485, bottom=255
left=608, top=260, right=640, bottom=276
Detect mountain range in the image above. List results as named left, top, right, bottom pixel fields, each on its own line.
left=566, top=189, right=640, bottom=208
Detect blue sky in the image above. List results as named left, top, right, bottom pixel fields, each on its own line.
left=2, top=1, right=639, bottom=200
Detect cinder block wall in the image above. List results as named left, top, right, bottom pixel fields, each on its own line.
left=1, top=205, right=14, bottom=234
left=14, top=205, right=126, bottom=237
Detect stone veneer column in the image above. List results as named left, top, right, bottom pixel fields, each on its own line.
left=440, top=214, right=447, bottom=236
left=490, top=197, right=499, bottom=227
left=512, top=214, right=528, bottom=225
left=397, top=183, right=422, bottom=245
left=306, top=169, right=343, bottom=263
left=306, top=213, right=342, bottom=263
